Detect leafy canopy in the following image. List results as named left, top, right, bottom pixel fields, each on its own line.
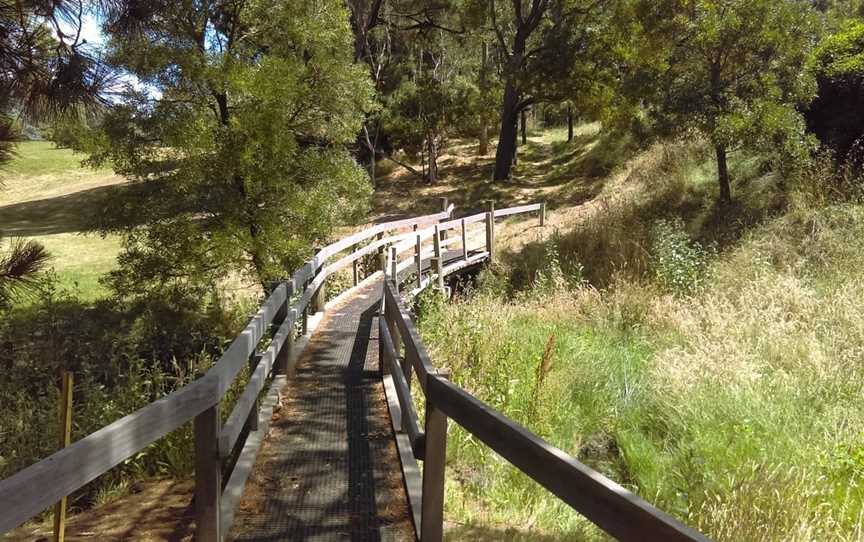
left=82, top=0, right=375, bottom=294
left=629, top=0, right=819, bottom=182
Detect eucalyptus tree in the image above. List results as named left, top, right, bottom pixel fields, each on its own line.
left=473, top=0, right=610, bottom=181
left=629, top=0, right=819, bottom=203
left=84, top=0, right=374, bottom=294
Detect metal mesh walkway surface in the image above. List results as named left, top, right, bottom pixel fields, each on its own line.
left=229, top=279, right=416, bottom=542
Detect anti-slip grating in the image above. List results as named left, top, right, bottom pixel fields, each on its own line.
left=229, top=279, right=415, bottom=542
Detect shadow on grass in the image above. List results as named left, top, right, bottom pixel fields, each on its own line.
left=0, top=183, right=145, bottom=236
left=372, top=128, right=623, bottom=222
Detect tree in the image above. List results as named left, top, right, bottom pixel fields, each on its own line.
left=84, top=0, right=375, bottom=294
left=630, top=0, right=818, bottom=203
left=482, top=0, right=610, bottom=181
left=807, top=20, right=864, bottom=166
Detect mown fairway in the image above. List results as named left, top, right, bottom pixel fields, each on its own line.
left=0, top=141, right=123, bottom=300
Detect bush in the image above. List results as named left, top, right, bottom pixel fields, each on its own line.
left=0, top=285, right=245, bottom=508
left=649, top=218, right=714, bottom=296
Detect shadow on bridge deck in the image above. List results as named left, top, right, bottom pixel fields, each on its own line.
left=229, top=279, right=415, bottom=542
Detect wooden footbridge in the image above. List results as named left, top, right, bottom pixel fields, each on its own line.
left=0, top=201, right=713, bottom=541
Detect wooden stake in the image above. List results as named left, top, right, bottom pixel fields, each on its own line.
left=53, top=371, right=73, bottom=542
left=461, top=218, right=468, bottom=260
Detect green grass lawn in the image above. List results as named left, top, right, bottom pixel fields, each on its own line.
left=0, top=141, right=124, bottom=300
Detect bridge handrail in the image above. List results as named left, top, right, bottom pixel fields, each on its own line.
left=380, top=275, right=714, bottom=542
left=0, top=202, right=457, bottom=537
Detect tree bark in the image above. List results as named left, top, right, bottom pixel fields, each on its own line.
left=716, top=145, right=732, bottom=203
left=521, top=109, right=527, bottom=145
left=479, top=41, right=489, bottom=156
left=427, top=136, right=438, bottom=183
left=493, top=80, right=520, bottom=180
left=567, top=103, right=574, bottom=142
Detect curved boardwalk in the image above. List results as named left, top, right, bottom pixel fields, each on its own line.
left=229, top=279, right=415, bottom=542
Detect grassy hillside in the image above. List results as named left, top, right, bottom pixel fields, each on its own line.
left=414, top=134, right=864, bottom=541
left=0, top=141, right=123, bottom=300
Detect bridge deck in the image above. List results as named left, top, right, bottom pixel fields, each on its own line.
left=229, top=278, right=416, bottom=542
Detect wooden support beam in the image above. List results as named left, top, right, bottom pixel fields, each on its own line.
left=540, top=201, right=547, bottom=227
left=420, top=375, right=448, bottom=542
left=390, top=247, right=399, bottom=291
left=275, top=280, right=294, bottom=376
left=194, top=405, right=221, bottom=542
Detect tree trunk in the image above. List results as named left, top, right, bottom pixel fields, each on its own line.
left=521, top=109, right=527, bottom=145
left=715, top=145, right=731, bottom=203
left=512, top=121, right=518, bottom=166
left=427, top=136, right=438, bottom=184
left=493, top=80, right=520, bottom=180
left=567, top=104, right=574, bottom=142
left=479, top=41, right=489, bottom=156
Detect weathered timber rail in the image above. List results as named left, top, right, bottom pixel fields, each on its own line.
left=0, top=198, right=714, bottom=542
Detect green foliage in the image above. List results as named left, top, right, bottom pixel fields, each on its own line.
left=82, top=0, right=375, bottom=293
left=418, top=198, right=864, bottom=540
left=807, top=21, right=864, bottom=165
left=0, top=285, right=245, bottom=505
left=530, top=232, right=584, bottom=295
left=0, top=235, right=51, bottom=311
left=650, top=218, right=714, bottom=296
left=46, top=115, right=92, bottom=150
left=815, top=21, right=864, bottom=78
left=625, top=0, right=819, bottom=199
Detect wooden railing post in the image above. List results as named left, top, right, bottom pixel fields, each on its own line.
left=540, top=201, right=547, bottom=227
left=384, top=291, right=402, bottom=366
left=461, top=218, right=468, bottom=260
left=485, top=211, right=495, bottom=263
left=390, top=247, right=399, bottom=291
left=301, top=274, right=309, bottom=335
left=352, top=248, right=359, bottom=287
left=438, top=197, right=449, bottom=242
left=421, top=373, right=449, bottom=542
left=433, top=225, right=442, bottom=261
left=194, top=404, right=221, bottom=541
left=275, top=280, right=294, bottom=376
left=431, top=257, right=444, bottom=294
left=415, top=234, right=423, bottom=290
left=246, top=351, right=260, bottom=432
left=311, top=248, right=326, bottom=315
left=377, top=232, right=386, bottom=273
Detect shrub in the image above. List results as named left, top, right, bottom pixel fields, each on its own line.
left=0, top=285, right=245, bottom=508
left=650, top=218, right=713, bottom=296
